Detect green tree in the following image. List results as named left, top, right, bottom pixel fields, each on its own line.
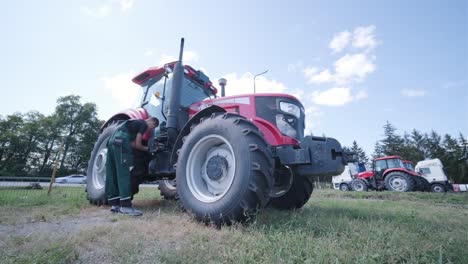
left=380, top=121, right=404, bottom=156
left=54, top=95, right=102, bottom=174
left=350, top=140, right=369, bottom=164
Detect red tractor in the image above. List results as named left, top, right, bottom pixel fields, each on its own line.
left=86, top=39, right=350, bottom=224
left=350, top=155, right=428, bottom=192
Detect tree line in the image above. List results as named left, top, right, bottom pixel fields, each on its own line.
left=345, top=121, right=468, bottom=184
left=1, top=96, right=467, bottom=183
left=0, top=95, right=103, bottom=177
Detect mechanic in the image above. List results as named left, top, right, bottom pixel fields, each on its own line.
left=105, top=117, right=159, bottom=216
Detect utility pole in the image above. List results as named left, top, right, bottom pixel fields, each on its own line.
left=253, top=70, right=268, bottom=93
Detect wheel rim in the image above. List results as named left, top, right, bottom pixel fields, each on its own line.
left=389, top=175, right=407, bottom=191
left=433, top=185, right=444, bottom=192
left=162, top=179, right=177, bottom=190
left=186, top=134, right=236, bottom=203
left=92, top=141, right=107, bottom=190
left=354, top=182, right=364, bottom=191
left=341, top=184, right=349, bottom=191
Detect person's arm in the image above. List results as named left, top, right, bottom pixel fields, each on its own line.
left=131, top=133, right=149, bottom=152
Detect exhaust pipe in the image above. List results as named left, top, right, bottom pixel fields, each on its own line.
left=166, top=38, right=184, bottom=141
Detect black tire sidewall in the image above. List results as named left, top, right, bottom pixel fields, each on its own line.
left=86, top=124, right=119, bottom=203
left=177, top=117, right=255, bottom=218
left=384, top=172, right=413, bottom=192
left=431, top=183, right=446, bottom=193
left=340, top=183, right=349, bottom=191
left=352, top=179, right=368, bottom=191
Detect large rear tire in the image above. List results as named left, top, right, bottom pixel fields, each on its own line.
left=269, top=171, right=314, bottom=210
left=158, top=179, right=178, bottom=200
left=384, top=172, right=414, bottom=192
left=86, top=123, right=119, bottom=205
left=351, top=178, right=369, bottom=192
left=176, top=113, right=273, bottom=225
left=413, top=176, right=424, bottom=191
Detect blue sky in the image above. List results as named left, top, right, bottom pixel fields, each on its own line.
left=1, top=0, right=467, bottom=155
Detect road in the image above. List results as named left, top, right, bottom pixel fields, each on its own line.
left=0, top=181, right=159, bottom=188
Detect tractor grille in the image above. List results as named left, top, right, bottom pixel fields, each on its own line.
left=255, top=96, right=305, bottom=141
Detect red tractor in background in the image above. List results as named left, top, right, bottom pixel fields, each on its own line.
left=403, top=160, right=414, bottom=171
left=350, top=156, right=429, bottom=192
left=86, top=39, right=351, bottom=224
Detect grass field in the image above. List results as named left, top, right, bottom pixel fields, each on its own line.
left=0, top=186, right=467, bottom=264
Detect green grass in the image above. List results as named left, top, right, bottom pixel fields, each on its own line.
left=0, top=187, right=467, bottom=263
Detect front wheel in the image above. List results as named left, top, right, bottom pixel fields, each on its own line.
left=269, top=171, right=314, bottom=210
left=351, top=179, right=368, bottom=192
left=176, top=113, right=274, bottom=225
left=431, top=183, right=446, bottom=193
left=340, top=183, right=351, bottom=191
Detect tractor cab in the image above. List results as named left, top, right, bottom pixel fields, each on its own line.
left=373, top=156, right=406, bottom=180
left=132, top=62, right=218, bottom=133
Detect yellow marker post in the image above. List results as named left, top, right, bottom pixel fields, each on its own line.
left=48, top=142, right=64, bottom=195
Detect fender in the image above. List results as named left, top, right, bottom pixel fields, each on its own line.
left=383, top=168, right=420, bottom=178
left=358, top=178, right=370, bottom=186
left=170, top=105, right=226, bottom=165
left=357, top=170, right=375, bottom=179
left=100, top=108, right=151, bottom=140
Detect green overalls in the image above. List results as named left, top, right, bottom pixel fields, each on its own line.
left=105, top=121, right=135, bottom=206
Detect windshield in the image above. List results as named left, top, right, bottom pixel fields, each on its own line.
left=404, top=163, right=414, bottom=171
left=141, top=74, right=214, bottom=123
left=387, top=158, right=404, bottom=169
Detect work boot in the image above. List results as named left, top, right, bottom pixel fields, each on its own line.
left=110, top=205, right=120, bottom=213
left=119, top=206, right=143, bottom=216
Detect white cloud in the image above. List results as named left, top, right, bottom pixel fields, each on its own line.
left=102, top=71, right=141, bottom=108
left=352, top=25, right=378, bottom=51
left=82, top=5, right=111, bottom=18
left=334, top=53, right=375, bottom=84
left=304, top=53, right=375, bottom=85
left=329, top=31, right=351, bottom=53
left=310, top=87, right=367, bottom=106
left=290, top=89, right=305, bottom=99
left=119, top=0, right=134, bottom=11
left=184, top=51, right=199, bottom=62
left=220, top=72, right=287, bottom=96
left=304, top=106, right=323, bottom=133
left=401, top=89, right=426, bottom=97
left=305, top=68, right=333, bottom=84
left=311, top=87, right=354, bottom=106
left=82, top=0, right=135, bottom=18
left=302, top=25, right=378, bottom=107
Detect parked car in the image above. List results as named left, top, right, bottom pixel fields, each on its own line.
left=55, top=174, right=87, bottom=184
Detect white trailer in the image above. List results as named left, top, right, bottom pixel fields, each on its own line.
left=415, top=158, right=452, bottom=192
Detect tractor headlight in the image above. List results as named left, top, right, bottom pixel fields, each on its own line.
left=276, top=114, right=298, bottom=139
left=279, top=102, right=300, bottom=118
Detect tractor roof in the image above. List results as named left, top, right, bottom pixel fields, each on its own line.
left=131, top=61, right=218, bottom=94
left=374, top=155, right=402, bottom=161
